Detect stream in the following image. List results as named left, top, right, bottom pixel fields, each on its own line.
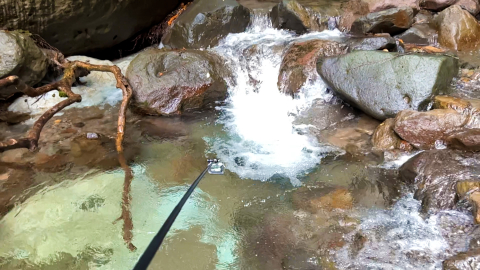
left=0, top=14, right=476, bottom=270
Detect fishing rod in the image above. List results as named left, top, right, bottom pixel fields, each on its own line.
left=133, top=159, right=225, bottom=270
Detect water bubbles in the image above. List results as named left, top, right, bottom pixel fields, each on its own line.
left=206, top=16, right=343, bottom=185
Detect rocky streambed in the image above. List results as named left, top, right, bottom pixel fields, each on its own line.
left=2, top=0, right=480, bottom=269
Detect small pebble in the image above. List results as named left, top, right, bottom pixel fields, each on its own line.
left=86, top=133, right=99, bottom=139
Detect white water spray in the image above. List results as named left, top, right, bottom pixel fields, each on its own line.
left=206, top=15, right=343, bottom=185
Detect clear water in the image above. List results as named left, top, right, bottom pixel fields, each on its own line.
left=0, top=14, right=475, bottom=270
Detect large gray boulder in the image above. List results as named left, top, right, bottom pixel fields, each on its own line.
left=161, top=0, right=250, bottom=49
left=317, top=51, right=458, bottom=120
left=0, top=0, right=182, bottom=55
left=0, top=31, right=47, bottom=99
left=126, top=48, right=231, bottom=115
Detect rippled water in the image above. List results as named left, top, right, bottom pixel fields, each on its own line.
left=0, top=14, right=476, bottom=270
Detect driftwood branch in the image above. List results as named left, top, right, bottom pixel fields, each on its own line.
left=0, top=60, right=136, bottom=251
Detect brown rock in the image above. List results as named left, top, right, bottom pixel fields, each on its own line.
left=433, top=95, right=480, bottom=115
left=457, top=0, right=480, bottom=15
left=363, top=0, right=419, bottom=12
left=443, top=248, right=480, bottom=269
left=400, top=150, right=480, bottom=213
left=456, top=181, right=480, bottom=197
left=372, top=118, right=412, bottom=151
left=471, top=191, right=480, bottom=223
left=393, top=109, right=476, bottom=149
left=127, top=48, right=230, bottom=115
left=351, top=7, right=415, bottom=35
left=278, top=40, right=348, bottom=96
left=436, top=5, right=480, bottom=51
left=420, top=0, right=457, bottom=11
left=70, top=133, right=118, bottom=169
left=310, top=188, right=354, bottom=212
left=447, top=129, right=480, bottom=150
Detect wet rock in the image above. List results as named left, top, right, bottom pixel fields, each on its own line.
left=347, top=35, right=397, bottom=51
left=433, top=95, right=480, bottom=114
left=362, top=0, right=419, bottom=12
left=457, top=0, right=480, bottom=15
left=317, top=51, right=458, bottom=120
left=420, top=0, right=457, bottom=11
left=393, top=109, right=480, bottom=149
left=126, top=48, right=230, bottom=115
left=456, top=181, right=480, bottom=198
left=137, top=117, right=188, bottom=140
left=470, top=191, right=480, bottom=223
left=0, top=31, right=47, bottom=99
left=0, top=0, right=183, bottom=55
left=399, top=150, right=480, bottom=213
left=351, top=7, right=415, bottom=35
left=278, top=40, right=348, bottom=96
left=443, top=248, right=480, bottom=269
left=270, top=0, right=341, bottom=33
left=0, top=111, right=30, bottom=124
left=447, top=130, right=480, bottom=151
left=372, top=118, right=412, bottom=151
left=436, top=5, right=480, bottom=51
left=339, top=0, right=370, bottom=31
left=161, top=0, right=250, bottom=49
left=395, top=24, right=438, bottom=45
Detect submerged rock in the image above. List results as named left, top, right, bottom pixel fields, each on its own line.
left=317, top=51, right=458, bottom=120
left=436, top=5, right=480, bottom=51
left=161, top=0, right=250, bottom=49
left=270, top=0, right=341, bottom=34
left=0, top=0, right=183, bottom=55
left=351, top=7, right=415, bottom=35
left=0, top=31, right=47, bottom=99
left=278, top=39, right=347, bottom=96
left=400, top=150, right=480, bottom=213
left=443, top=248, right=480, bottom=269
left=126, top=48, right=230, bottom=115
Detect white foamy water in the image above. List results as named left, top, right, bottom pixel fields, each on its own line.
left=336, top=194, right=474, bottom=269
left=206, top=16, right=343, bottom=185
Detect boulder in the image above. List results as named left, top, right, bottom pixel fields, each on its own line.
left=161, top=0, right=250, bottom=49
left=351, top=7, right=415, bottom=35
left=372, top=118, right=412, bottom=150
left=0, top=31, right=47, bottom=99
left=317, top=51, right=458, bottom=120
left=0, top=0, right=182, bottom=56
left=399, top=150, right=480, bottom=213
left=270, top=0, right=342, bottom=34
left=347, top=35, right=397, bottom=51
left=443, top=248, right=480, bottom=269
left=126, top=48, right=230, bottom=115
left=436, top=5, right=480, bottom=51
left=393, top=109, right=480, bottom=149
left=278, top=39, right=348, bottom=96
